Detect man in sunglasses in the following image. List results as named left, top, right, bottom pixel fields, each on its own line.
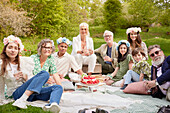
left=145, top=45, right=170, bottom=101
left=94, top=30, right=118, bottom=74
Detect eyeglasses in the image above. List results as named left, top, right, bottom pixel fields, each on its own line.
left=104, top=35, right=112, bottom=38
left=81, top=28, right=87, bottom=31
left=42, top=46, right=52, bottom=50
left=149, top=50, right=161, bottom=57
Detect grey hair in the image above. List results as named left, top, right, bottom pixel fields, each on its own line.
left=79, top=22, right=90, bottom=37
left=79, top=22, right=89, bottom=29
left=103, top=30, right=114, bottom=37
left=37, top=39, right=55, bottom=56
left=148, top=44, right=161, bottom=54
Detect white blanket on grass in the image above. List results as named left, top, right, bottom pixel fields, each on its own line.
left=0, top=86, right=143, bottom=113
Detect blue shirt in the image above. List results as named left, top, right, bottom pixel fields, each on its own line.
left=106, top=46, right=112, bottom=65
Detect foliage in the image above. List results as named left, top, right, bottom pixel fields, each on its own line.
left=62, top=0, right=83, bottom=38
left=127, top=0, right=156, bottom=28
left=89, top=0, right=104, bottom=26
left=158, top=9, right=170, bottom=26
left=17, top=0, right=67, bottom=38
left=153, top=0, right=170, bottom=9
left=103, top=0, right=122, bottom=33
left=0, top=0, right=32, bottom=38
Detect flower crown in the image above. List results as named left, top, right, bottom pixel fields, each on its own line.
left=57, top=37, right=72, bottom=46
left=126, top=27, right=141, bottom=34
left=3, top=35, right=24, bottom=52
left=116, top=40, right=130, bottom=50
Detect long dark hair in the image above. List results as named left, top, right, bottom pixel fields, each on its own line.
left=118, top=43, right=129, bottom=63
left=127, top=32, right=142, bottom=49
left=0, top=43, right=20, bottom=76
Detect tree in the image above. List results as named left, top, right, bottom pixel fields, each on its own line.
left=17, top=0, right=67, bottom=38
left=128, top=0, right=156, bottom=28
left=103, top=0, right=122, bottom=32
left=62, top=0, right=84, bottom=38
left=90, top=0, right=104, bottom=26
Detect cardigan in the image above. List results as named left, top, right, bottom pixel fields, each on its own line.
left=94, top=43, right=118, bottom=68
left=0, top=56, right=34, bottom=99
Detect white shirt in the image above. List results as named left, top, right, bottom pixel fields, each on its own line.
left=53, top=52, right=80, bottom=77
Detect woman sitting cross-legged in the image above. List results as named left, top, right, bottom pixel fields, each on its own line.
left=0, top=36, right=63, bottom=113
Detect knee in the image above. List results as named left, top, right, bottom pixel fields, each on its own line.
left=53, top=85, right=63, bottom=93
left=89, top=54, right=96, bottom=61
left=127, top=70, right=132, bottom=74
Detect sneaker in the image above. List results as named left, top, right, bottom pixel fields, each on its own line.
left=166, top=87, right=170, bottom=101
left=120, top=84, right=128, bottom=90
left=12, top=99, right=27, bottom=109
left=43, top=102, right=60, bottom=113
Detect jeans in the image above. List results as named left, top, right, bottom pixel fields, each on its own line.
left=123, top=70, right=140, bottom=84
left=12, top=71, right=63, bottom=105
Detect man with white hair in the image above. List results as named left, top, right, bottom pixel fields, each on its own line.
left=94, top=30, right=118, bottom=74
left=145, top=45, right=170, bottom=101
left=71, top=22, right=96, bottom=76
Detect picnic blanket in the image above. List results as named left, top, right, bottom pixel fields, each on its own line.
left=0, top=86, right=169, bottom=113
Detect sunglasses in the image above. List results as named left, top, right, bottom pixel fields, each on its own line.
left=81, top=28, right=87, bottom=31
left=149, top=50, right=161, bottom=57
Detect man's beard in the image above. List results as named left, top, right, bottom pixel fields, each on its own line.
left=152, top=55, right=165, bottom=66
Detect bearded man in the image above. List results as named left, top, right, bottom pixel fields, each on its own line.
left=145, top=45, right=170, bottom=101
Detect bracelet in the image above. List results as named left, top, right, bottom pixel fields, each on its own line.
left=107, top=74, right=112, bottom=79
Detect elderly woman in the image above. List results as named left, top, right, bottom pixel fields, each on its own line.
left=0, top=36, right=63, bottom=113
left=126, top=27, right=148, bottom=60
left=71, top=22, right=96, bottom=75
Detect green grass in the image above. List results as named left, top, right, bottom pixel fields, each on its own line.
left=0, top=103, right=51, bottom=113
left=0, top=26, right=170, bottom=112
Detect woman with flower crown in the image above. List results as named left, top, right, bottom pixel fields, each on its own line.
left=71, top=22, right=96, bottom=76
left=0, top=36, right=62, bottom=113
left=126, top=27, right=148, bottom=60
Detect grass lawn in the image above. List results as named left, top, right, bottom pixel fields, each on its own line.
left=0, top=26, right=170, bottom=113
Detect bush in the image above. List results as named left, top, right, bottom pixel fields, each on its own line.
left=0, top=1, right=32, bottom=37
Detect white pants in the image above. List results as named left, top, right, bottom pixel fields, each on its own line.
left=74, top=54, right=96, bottom=73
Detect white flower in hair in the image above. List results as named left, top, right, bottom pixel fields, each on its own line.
left=3, top=35, right=24, bottom=52
left=56, top=37, right=72, bottom=46
left=126, top=27, right=141, bottom=34
left=57, top=37, right=63, bottom=44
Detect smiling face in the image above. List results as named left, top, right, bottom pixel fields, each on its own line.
left=149, top=47, right=164, bottom=66
left=104, top=32, right=113, bottom=44
left=5, top=42, right=19, bottom=60
left=58, top=43, right=68, bottom=56
left=133, top=52, right=143, bottom=62
left=80, top=25, right=88, bottom=37
left=130, top=31, right=138, bottom=41
left=41, top=43, right=53, bottom=57
left=119, top=44, right=127, bottom=56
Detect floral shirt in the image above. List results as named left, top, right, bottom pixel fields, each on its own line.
left=31, top=54, right=57, bottom=75
left=132, top=60, right=151, bottom=79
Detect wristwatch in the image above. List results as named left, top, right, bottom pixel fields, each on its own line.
left=155, top=79, right=159, bottom=86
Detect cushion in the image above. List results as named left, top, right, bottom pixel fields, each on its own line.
left=61, top=81, right=75, bottom=91
left=123, top=81, right=150, bottom=95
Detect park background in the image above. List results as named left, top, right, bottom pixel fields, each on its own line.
left=0, top=0, right=169, bottom=112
